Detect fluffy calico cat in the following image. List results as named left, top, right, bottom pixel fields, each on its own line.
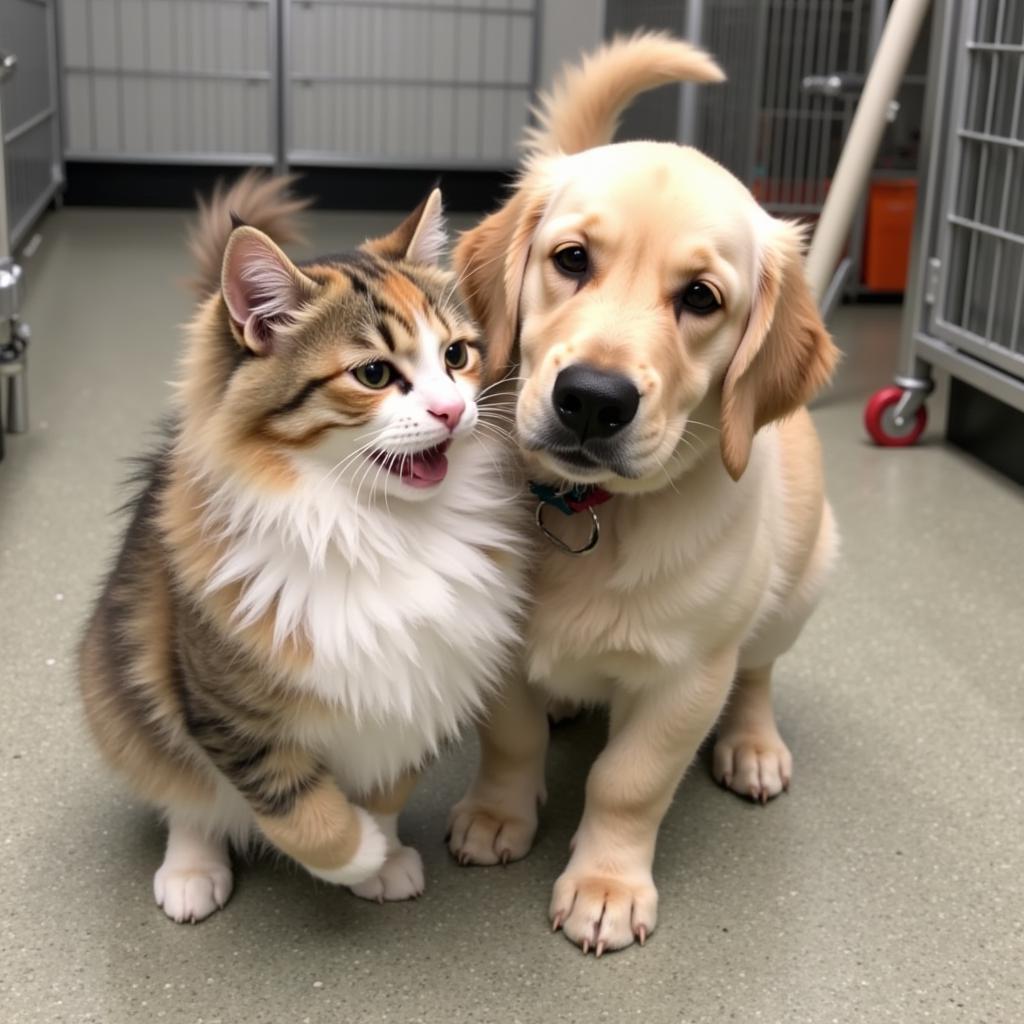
left=79, top=174, right=527, bottom=923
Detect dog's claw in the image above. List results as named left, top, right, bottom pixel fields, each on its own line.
left=636, top=925, right=647, bottom=947
left=500, top=850, right=510, bottom=866
left=551, top=913, right=563, bottom=933
left=595, top=941, right=606, bottom=958
left=581, top=938, right=590, bottom=955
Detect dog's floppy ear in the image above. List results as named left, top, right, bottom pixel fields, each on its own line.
left=453, top=178, right=548, bottom=382
left=720, top=220, right=838, bottom=480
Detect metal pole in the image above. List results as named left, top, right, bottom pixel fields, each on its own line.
left=0, top=45, right=28, bottom=436
left=677, top=0, right=704, bottom=146
left=805, top=0, right=932, bottom=302
left=274, top=0, right=288, bottom=173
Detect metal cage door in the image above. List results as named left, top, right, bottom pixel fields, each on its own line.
left=929, top=0, right=1024, bottom=382
left=0, top=0, right=63, bottom=251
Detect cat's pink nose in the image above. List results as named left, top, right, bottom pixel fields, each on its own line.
left=428, top=396, right=465, bottom=431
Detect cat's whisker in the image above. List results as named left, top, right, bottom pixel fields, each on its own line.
left=381, top=452, right=396, bottom=515
left=312, top=427, right=390, bottom=491
left=351, top=448, right=380, bottom=514
left=476, top=402, right=520, bottom=415
left=368, top=449, right=392, bottom=510
left=475, top=374, right=528, bottom=401
left=475, top=417, right=517, bottom=435
left=474, top=423, right=516, bottom=445
left=320, top=441, right=379, bottom=489
left=473, top=415, right=516, bottom=437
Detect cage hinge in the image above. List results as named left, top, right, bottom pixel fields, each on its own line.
left=924, top=258, right=941, bottom=306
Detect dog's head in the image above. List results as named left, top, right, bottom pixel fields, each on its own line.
left=456, top=35, right=838, bottom=486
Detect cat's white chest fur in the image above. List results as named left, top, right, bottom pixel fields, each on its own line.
left=206, top=437, right=528, bottom=794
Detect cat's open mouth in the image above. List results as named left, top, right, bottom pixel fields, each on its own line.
left=371, top=441, right=451, bottom=488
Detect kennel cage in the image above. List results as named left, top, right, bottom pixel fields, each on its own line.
left=864, top=0, right=1024, bottom=445
left=58, top=0, right=540, bottom=171
left=0, top=0, right=63, bottom=452
left=605, top=0, right=930, bottom=300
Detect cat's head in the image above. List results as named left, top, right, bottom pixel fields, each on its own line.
left=186, top=188, right=486, bottom=504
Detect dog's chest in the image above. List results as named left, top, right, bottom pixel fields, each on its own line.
left=526, top=469, right=769, bottom=684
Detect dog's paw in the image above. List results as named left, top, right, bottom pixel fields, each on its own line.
left=349, top=845, right=424, bottom=903
left=154, top=862, right=233, bottom=924
left=712, top=729, right=792, bottom=803
left=447, top=795, right=537, bottom=866
left=550, top=869, right=658, bottom=955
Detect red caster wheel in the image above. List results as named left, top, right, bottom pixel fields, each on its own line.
left=864, top=386, right=927, bottom=446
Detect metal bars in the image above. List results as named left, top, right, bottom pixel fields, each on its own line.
left=285, top=0, right=537, bottom=167
left=937, top=0, right=1024, bottom=364
left=1, top=0, right=63, bottom=248
left=743, top=0, right=874, bottom=216
left=58, top=0, right=539, bottom=169
left=61, top=0, right=277, bottom=164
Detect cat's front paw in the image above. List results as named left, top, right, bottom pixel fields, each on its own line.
left=303, top=807, right=388, bottom=886
left=154, top=862, right=233, bottom=924
left=349, top=845, right=424, bottom=903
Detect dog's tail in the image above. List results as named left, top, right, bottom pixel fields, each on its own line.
left=188, top=171, right=310, bottom=297
left=524, top=32, right=724, bottom=159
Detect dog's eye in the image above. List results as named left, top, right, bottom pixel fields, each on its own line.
left=553, top=244, right=589, bottom=277
left=677, top=281, right=721, bottom=316
left=353, top=361, right=395, bottom=389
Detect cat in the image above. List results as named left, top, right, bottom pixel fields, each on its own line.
left=78, top=173, right=528, bottom=923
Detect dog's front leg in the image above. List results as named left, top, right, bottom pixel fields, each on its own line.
left=448, top=672, right=549, bottom=865
left=551, top=649, right=737, bottom=955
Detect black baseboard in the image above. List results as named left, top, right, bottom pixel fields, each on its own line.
left=946, top=377, right=1024, bottom=487
left=64, top=161, right=515, bottom=213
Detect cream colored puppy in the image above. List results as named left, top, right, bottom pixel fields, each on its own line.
left=447, top=34, right=840, bottom=955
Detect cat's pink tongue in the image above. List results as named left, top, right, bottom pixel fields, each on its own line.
left=405, top=444, right=449, bottom=487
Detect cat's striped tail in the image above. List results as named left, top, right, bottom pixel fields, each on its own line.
left=188, top=171, right=310, bottom=297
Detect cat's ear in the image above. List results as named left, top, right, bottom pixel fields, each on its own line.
left=221, top=226, right=318, bottom=355
left=362, top=187, right=447, bottom=266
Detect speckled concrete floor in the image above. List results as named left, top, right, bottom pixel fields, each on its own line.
left=2, top=209, right=1022, bottom=1024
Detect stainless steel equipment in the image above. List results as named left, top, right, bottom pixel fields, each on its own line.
left=58, top=0, right=541, bottom=171
left=864, top=0, right=1024, bottom=445
left=1, top=0, right=63, bottom=444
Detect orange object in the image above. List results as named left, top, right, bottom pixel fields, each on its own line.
left=863, top=178, right=918, bottom=292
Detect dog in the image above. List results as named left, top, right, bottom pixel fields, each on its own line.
left=446, top=33, right=840, bottom=955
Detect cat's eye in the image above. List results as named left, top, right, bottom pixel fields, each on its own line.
left=444, top=341, right=469, bottom=370
left=353, top=361, right=394, bottom=389
left=553, top=243, right=589, bottom=277
left=676, top=281, right=721, bottom=316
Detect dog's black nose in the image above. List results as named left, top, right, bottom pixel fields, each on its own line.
left=553, top=364, right=640, bottom=442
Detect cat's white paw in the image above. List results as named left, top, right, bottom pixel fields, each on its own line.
left=304, top=807, right=388, bottom=886
left=154, top=862, right=233, bottom=923
left=155, top=819, right=233, bottom=924
left=349, top=845, right=424, bottom=903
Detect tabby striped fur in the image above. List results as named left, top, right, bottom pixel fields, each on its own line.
left=79, top=173, right=530, bottom=922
